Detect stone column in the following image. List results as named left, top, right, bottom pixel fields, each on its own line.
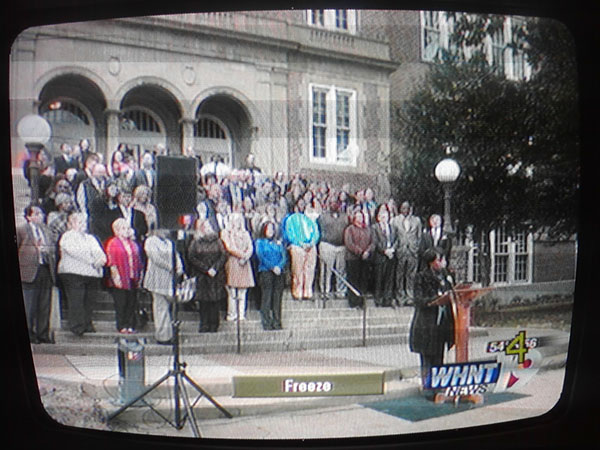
left=180, top=117, right=196, bottom=156
left=104, top=108, right=121, bottom=162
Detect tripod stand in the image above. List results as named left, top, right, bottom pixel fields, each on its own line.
left=107, top=301, right=233, bottom=437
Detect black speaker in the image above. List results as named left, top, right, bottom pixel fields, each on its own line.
left=155, top=156, right=197, bottom=229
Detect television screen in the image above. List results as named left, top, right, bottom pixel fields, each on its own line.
left=5, top=0, right=596, bottom=448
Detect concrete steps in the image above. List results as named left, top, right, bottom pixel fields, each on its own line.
left=44, top=291, right=418, bottom=356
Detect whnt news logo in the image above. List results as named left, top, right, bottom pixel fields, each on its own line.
left=424, top=361, right=501, bottom=392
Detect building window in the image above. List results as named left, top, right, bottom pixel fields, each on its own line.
left=482, top=227, right=533, bottom=285
left=421, top=11, right=443, bottom=61
left=513, top=231, right=529, bottom=281
left=194, top=117, right=226, bottom=139
left=335, top=10, right=348, bottom=30
left=490, top=28, right=506, bottom=75
left=121, top=109, right=161, bottom=133
left=312, top=88, right=327, bottom=159
left=306, top=9, right=356, bottom=33
left=493, top=228, right=510, bottom=283
left=309, top=84, right=357, bottom=166
left=41, top=101, right=90, bottom=125
left=311, top=9, right=325, bottom=26
left=422, top=12, right=531, bottom=80
left=509, top=17, right=528, bottom=80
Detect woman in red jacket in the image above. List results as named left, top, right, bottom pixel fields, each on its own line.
left=104, top=218, right=143, bottom=333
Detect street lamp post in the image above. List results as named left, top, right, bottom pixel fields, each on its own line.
left=17, top=114, right=52, bottom=204
left=434, top=158, right=461, bottom=236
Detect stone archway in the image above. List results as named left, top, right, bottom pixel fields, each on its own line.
left=195, top=94, right=253, bottom=169
left=119, top=83, right=183, bottom=158
left=38, top=73, right=107, bottom=156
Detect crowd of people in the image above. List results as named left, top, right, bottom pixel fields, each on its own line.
left=18, top=143, right=455, bottom=352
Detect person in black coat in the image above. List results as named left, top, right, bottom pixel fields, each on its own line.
left=187, top=219, right=228, bottom=333
left=409, top=246, right=455, bottom=398
left=89, top=181, right=122, bottom=245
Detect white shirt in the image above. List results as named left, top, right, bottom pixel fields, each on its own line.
left=432, top=227, right=441, bottom=246
left=58, top=230, right=106, bottom=277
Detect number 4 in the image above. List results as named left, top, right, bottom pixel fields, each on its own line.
left=505, top=330, right=528, bottom=364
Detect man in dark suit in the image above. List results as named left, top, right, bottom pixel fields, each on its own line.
left=76, top=163, right=107, bottom=228
left=72, top=152, right=100, bottom=193
left=115, top=189, right=148, bottom=244
left=53, top=143, right=80, bottom=175
left=392, top=201, right=423, bottom=306
left=132, top=151, right=156, bottom=192
left=17, top=205, right=57, bottom=344
left=371, top=205, right=397, bottom=307
left=419, top=214, right=452, bottom=269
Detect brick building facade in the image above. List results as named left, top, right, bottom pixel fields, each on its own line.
left=10, top=10, right=398, bottom=196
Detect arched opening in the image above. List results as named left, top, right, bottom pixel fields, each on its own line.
left=119, top=84, right=182, bottom=158
left=195, top=94, right=252, bottom=168
left=38, top=74, right=106, bottom=156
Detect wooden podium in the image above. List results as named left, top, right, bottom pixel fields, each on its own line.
left=428, top=282, right=492, bottom=405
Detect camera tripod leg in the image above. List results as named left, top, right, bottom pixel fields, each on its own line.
left=107, top=370, right=173, bottom=421
left=182, top=371, right=234, bottom=419
left=176, top=373, right=202, bottom=437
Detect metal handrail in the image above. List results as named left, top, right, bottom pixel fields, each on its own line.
left=331, top=268, right=367, bottom=347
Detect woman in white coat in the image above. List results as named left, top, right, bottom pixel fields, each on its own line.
left=57, top=212, right=107, bottom=336
left=142, top=229, right=184, bottom=345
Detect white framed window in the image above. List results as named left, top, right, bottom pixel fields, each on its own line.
left=309, top=84, right=358, bottom=166
left=420, top=11, right=450, bottom=62
left=421, top=12, right=531, bottom=81
left=488, top=227, right=533, bottom=285
left=507, top=17, right=531, bottom=81
left=489, top=27, right=506, bottom=75
left=306, top=9, right=357, bottom=33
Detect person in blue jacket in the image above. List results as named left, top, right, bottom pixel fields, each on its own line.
left=281, top=200, right=320, bottom=300
left=255, top=221, right=288, bottom=330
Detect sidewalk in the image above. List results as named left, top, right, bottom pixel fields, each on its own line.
left=31, top=326, right=569, bottom=424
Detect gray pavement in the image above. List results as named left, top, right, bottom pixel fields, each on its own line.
left=32, top=326, right=570, bottom=439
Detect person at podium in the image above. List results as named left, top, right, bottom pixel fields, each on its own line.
left=409, top=246, right=455, bottom=399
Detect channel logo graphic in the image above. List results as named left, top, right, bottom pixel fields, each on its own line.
left=493, top=348, right=542, bottom=393
left=424, top=361, right=501, bottom=393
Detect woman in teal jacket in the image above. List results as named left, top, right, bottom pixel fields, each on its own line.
left=282, top=200, right=320, bottom=300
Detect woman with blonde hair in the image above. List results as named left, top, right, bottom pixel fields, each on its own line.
left=132, top=184, right=158, bottom=232
left=220, top=213, right=255, bottom=321
left=104, top=218, right=143, bottom=333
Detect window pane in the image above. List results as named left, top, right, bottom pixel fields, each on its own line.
left=336, top=93, right=350, bottom=128
left=311, top=9, right=324, bottom=26
left=515, top=255, right=528, bottom=281
left=492, top=29, right=505, bottom=74
left=313, top=126, right=326, bottom=158
left=494, top=255, right=508, bottom=282
left=422, top=12, right=441, bottom=61
left=335, top=10, right=348, bottom=29
left=313, top=90, right=327, bottom=125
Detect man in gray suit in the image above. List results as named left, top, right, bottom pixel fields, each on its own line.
left=391, top=201, right=422, bottom=306
left=142, top=229, right=184, bottom=345
left=17, top=205, right=56, bottom=344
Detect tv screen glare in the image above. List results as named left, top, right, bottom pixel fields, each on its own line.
left=5, top=0, right=596, bottom=448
